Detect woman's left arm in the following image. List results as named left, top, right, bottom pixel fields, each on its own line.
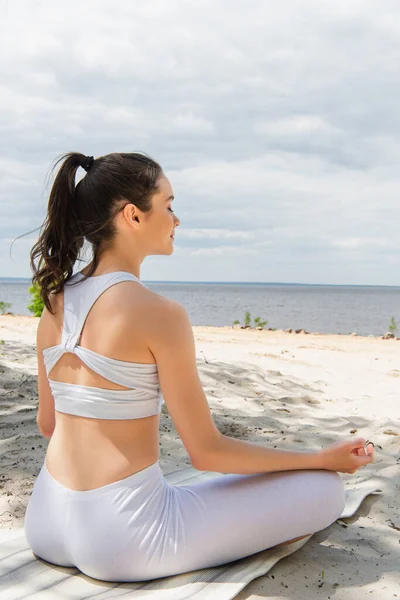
left=36, top=314, right=55, bottom=438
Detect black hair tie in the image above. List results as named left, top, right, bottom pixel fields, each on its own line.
left=81, top=155, right=94, bottom=172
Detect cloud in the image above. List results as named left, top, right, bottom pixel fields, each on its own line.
left=0, top=0, right=399, bottom=284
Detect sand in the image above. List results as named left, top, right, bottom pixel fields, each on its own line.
left=0, top=314, right=399, bottom=599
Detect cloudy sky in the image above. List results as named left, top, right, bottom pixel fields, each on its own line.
left=1, top=0, right=399, bottom=285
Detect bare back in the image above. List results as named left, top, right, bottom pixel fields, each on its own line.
left=40, top=279, right=166, bottom=490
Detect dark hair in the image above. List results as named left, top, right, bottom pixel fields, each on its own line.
left=30, top=151, right=163, bottom=314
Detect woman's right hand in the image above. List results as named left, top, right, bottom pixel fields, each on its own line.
left=318, top=437, right=375, bottom=474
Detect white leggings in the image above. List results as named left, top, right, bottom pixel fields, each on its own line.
left=24, top=459, right=345, bottom=582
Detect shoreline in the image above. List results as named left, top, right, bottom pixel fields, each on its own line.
left=0, top=314, right=398, bottom=341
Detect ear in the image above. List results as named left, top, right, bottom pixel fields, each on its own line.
left=121, top=202, right=140, bottom=229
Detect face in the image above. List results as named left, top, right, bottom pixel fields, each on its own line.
left=118, top=173, right=180, bottom=258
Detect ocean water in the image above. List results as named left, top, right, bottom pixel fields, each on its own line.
left=0, top=278, right=399, bottom=337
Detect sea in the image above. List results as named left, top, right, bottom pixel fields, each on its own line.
left=0, top=278, right=399, bottom=337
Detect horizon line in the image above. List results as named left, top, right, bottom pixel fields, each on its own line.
left=0, top=277, right=399, bottom=289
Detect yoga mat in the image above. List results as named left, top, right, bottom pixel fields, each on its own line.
left=0, top=468, right=382, bottom=600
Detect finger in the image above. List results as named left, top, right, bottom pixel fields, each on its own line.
left=356, top=453, right=373, bottom=466
left=351, top=447, right=365, bottom=456
left=349, top=437, right=366, bottom=450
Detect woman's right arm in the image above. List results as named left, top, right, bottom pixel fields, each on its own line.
left=147, top=298, right=374, bottom=475
left=202, top=434, right=374, bottom=475
left=203, top=435, right=322, bottom=474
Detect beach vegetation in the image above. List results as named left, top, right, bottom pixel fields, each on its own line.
left=388, top=316, right=398, bottom=333
left=232, top=311, right=268, bottom=329
left=253, top=316, right=268, bottom=328
left=0, top=301, right=12, bottom=314
left=28, top=283, right=45, bottom=317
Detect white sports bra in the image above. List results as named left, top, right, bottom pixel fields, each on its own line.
left=42, top=271, right=164, bottom=420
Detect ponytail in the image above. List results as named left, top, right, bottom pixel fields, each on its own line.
left=30, top=150, right=162, bottom=314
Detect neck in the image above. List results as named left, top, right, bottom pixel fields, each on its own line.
left=81, top=257, right=141, bottom=280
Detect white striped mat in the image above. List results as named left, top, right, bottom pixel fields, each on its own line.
left=0, top=468, right=382, bottom=600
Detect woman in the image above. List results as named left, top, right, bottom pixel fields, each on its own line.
left=24, top=151, right=374, bottom=582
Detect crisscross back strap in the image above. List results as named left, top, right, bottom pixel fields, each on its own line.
left=61, top=271, right=146, bottom=351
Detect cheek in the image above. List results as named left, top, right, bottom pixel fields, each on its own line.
left=157, top=212, right=173, bottom=233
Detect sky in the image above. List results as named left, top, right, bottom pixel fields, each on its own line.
left=1, top=0, right=399, bottom=285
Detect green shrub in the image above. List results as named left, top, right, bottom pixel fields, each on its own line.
left=28, top=283, right=45, bottom=317
left=0, top=301, right=12, bottom=314
left=232, top=311, right=268, bottom=329
left=388, top=316, right=398, bottom=333
left=254, top=316, right=268, bottom=328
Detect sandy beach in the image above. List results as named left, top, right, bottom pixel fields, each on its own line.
left=0, top=314, right=399, bottom=599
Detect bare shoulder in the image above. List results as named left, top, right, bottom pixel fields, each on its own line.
left=103, top=280, right=187, bottom=333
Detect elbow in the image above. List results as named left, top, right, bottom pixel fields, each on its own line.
left=38, top=427, right=54, bottom=439
left=190, top=454, right=207, bottom=471
left=190, top=434, right=223, bottom=472
left=36, top=417, right=54, bottom=439
left=191, top=453, right=217, bottom=472
left=42, top=430, right=54, bottom=439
